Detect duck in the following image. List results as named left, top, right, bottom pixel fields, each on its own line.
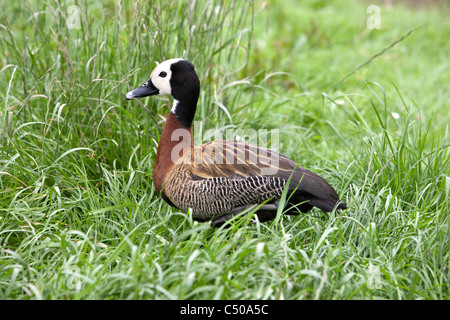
left=126, top=58, right=347, bottom=226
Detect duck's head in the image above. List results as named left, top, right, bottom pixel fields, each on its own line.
left=126, top=58, right=200, bottom=127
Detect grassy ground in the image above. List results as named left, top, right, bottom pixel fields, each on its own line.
left=0, top=0, right=449, bottom=299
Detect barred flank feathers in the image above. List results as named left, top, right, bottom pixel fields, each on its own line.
left=161, top=140, right=346, bottom=222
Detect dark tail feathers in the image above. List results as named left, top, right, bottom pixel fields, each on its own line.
left=287, top=190, right=347, bottom=214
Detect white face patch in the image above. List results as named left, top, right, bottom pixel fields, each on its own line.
left=150, top=58, right=183, bottom=96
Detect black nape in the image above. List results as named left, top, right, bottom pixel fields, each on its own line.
left=170, top=60, right=200, bottom=128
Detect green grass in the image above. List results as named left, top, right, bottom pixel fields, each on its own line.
left=1, top=0, right=449, bottom=299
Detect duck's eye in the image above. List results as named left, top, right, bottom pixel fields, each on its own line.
left=159, top=71, right=167, bottom=78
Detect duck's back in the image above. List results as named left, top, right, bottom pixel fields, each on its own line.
left=161, top=140, right=346, bottom=223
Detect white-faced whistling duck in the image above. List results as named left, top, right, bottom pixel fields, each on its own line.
left=126, top=58, right=347, bottom=227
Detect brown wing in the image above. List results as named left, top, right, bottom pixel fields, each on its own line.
left=165, top=140, right=346, bottom=220
left=189, top=140, right=341, bottom=198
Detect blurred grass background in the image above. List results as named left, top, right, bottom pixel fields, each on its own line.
left=0, top=0, right=449, bottom=299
